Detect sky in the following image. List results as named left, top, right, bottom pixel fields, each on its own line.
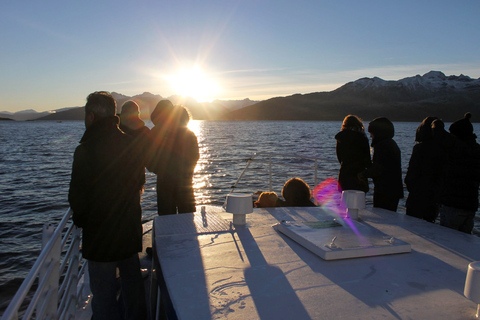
left=1, top=0, right=480, bottom=113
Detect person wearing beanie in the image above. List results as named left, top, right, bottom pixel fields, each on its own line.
left=361, top=117, right=404, bottom=211
left=449, top=112, right=475, bottom=140
left=439, top=113, right=480, bottom=234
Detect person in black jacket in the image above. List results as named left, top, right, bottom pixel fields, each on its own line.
left=439, top=113, right=480, bottom=234
left=405, top=116, right=446, bottom=222
left=119, top=100, right=151, bottom=187
left=147, top=100, right=199, bottom=215
left=119, top=100, right=151, bottom=140
left=362, top=117, right=404, bottom=211
left=69, top=92, right=146, bottom=320
left=335, top=115, right=371, bottom=193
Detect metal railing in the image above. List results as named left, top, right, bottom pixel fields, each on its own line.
left=226, top=151, right=404, bottom=210
left=1, top=209, right=87, bottom=320
left=228, top=151, right=339, bottom=195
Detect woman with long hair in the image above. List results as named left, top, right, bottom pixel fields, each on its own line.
left=335, top=115, right=371, bottom=193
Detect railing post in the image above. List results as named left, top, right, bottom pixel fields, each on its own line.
left=67, top=226, right=80, bottom=317
left=39, top=223, right=60, bottom=318
left=268, top=154, right=272, bottom=191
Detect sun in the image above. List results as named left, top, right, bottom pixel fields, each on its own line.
left=166, top=66, right=221, bottom=102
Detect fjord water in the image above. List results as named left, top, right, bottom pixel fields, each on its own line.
left=0, top=119, right=476, bottom=312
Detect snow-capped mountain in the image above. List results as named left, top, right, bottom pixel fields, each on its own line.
left=340, top=71, right=480, bottom=96
left=227, top=71, right=480, bottom=121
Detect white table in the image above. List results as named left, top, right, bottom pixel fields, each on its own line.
left=152, top=206, right=480, bottom=319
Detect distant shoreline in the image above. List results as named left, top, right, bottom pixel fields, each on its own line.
left=1, top=118, right=474, bottom=124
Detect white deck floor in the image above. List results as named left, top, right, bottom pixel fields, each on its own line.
left=152, top=205, right=480, bottom=320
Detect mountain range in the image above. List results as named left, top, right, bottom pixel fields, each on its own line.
left=2, top=71, right=479, bottom=122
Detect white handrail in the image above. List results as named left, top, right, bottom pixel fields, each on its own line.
left=1, top=208, right=84, bottom=320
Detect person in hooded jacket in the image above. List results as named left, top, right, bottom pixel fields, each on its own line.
left=361, top=117, right=404, bottom=211
left=439, top=113, right=480, bottom=234
left=404, top=116, right=446, bottom=222
left=147, top=100, right=199, bottom=215
left=335, top=115, right=371, bottom=193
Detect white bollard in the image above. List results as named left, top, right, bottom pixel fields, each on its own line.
left=225, top=193, right=253, bottom=226
left=341, top=190, right=366, bottom=220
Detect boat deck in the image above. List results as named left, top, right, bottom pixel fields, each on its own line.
left=152, top=205, right=480, bottom=320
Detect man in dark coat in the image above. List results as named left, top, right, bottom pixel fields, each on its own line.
left=362, top=117, right=404, bottom=212
left=439, top=113, right=480, bottom=234
left=69, top=91, right=146, bottom=320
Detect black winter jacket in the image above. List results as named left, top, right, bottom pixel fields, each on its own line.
left=364, top=137, right=404, bottom=200
left=147, top=126, right=199, bottom=182
left=335, top=130, right=371, bottom=192
left=441, top=137, right=480, bottom=211
left=405, top=140, right=446, bottom=221
left=69, top=117, right=144, bottom=262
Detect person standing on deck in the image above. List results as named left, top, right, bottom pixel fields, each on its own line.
left=439, top=113, right=480, bottom=234
left=119, top=100, right=151, bottom=184
left=147, top=100, right=199, bottom=215
left=404, top=116, right=446, bottom=222
left=361, top=117, right=404, bottom=212
left=335, top=115, right=371, bottom=193
left=119, top=100, right=151, bottom=144
left=69, top=91, right=147, bottom=320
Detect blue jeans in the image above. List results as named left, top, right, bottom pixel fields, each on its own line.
left=88, top=254, right=147, bottom=320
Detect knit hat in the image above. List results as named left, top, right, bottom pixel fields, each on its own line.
left=449, top=112, right=474, bottom=140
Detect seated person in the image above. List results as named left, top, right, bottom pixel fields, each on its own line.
left=254, top=192, right=279, bottom=208
left=278, top=177, right=316, bottom=207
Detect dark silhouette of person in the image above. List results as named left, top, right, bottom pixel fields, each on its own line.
left=439, top=113, right=480, bottom=233
left=404, top=116, right=446, bottom=222
left=119, top=100, right=151, bottom=184
left=277, top=177, right=316, bottom=207
left=362, top=117, right=404, bottom=211
left=335, top=115, right=371, bottom=193
left=119, top=100, right=151, bottom=139
left=147, top=100, right=199, bottom=215
left=69, top=91, right=147, bottom=320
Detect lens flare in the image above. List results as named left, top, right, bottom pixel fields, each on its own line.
left=313, top=178, right=363, bottom=236
left=313, top=178, right=346, bottom=216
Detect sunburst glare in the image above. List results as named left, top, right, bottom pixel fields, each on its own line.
left=165, top=66, right=222, bottom=102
